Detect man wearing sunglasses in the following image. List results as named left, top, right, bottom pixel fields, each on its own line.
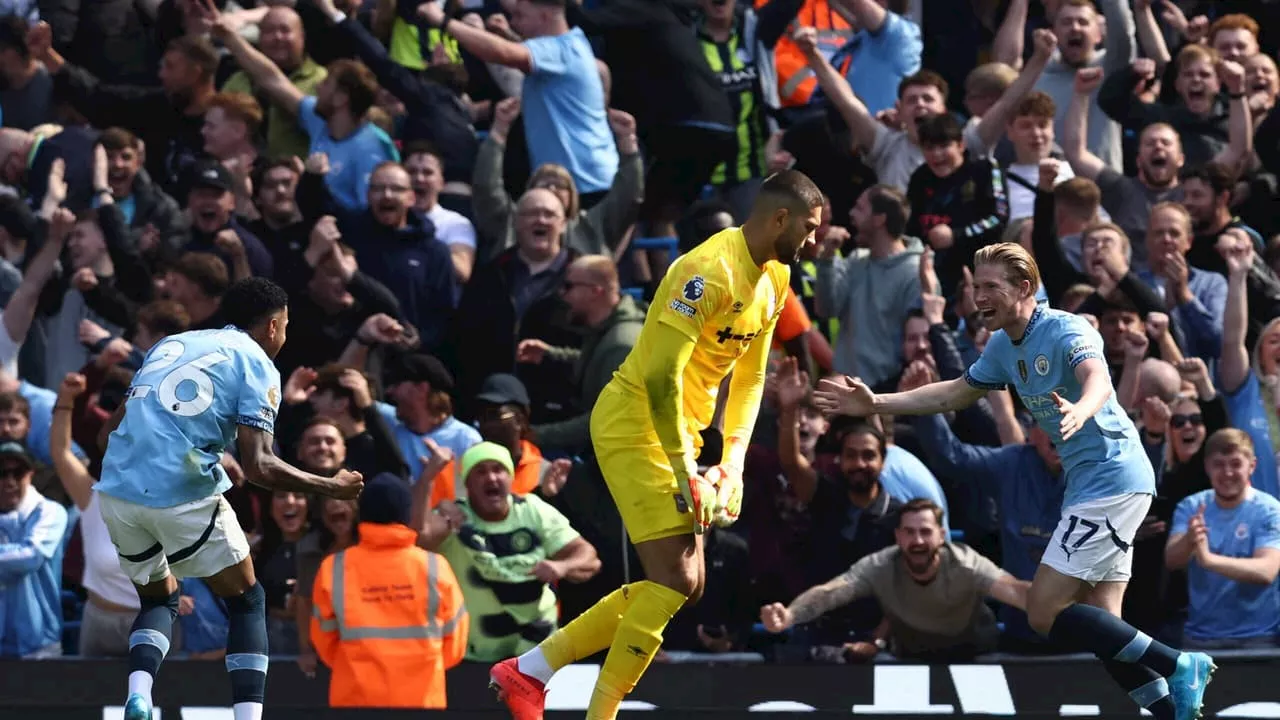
left=0, top=438, right=68, bottom=659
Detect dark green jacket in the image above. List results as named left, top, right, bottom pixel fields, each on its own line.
left=532, top=295, right=645, bottom=455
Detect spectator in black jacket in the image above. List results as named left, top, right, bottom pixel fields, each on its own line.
left=273, top=223, right=404, bottom=380
left=98, top=127, right=187, bottom=261
left=451, top=187, right=580, bottom=424
left=178, top=160, right=274, bottom=279
left=39, top=0, right=157, bottom=85
left=905, top=113, right=1010, bottom=297
left=32, top=27, right=216, bottom=195
left=335, top=162, right=456, bottom=353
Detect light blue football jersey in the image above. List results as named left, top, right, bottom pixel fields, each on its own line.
left=1173, top=489, right=1280, bottom=641
left=96, top=327, right=282, bottom=508
left=962, top=305, right=1155, bottom=507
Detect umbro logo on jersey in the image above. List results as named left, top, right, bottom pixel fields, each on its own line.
left=715, top=327, right=758, bottom=344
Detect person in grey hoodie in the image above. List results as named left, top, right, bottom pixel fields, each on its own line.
left=815, top=185, right=932, bottom=389
left=1030, top=0, right=1136, bottom=173
left=515, top=255, right=644, bottom=457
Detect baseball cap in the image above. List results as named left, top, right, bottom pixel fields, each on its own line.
left=0, top=440, right=35, bottom=470
left=475, top=373, right=530, bottom=408
left=386, top=353, right=454, bottom=392
left=185, top=160, right=234, bottom=195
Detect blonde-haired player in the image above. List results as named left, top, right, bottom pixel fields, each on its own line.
left=487, top=170, right=824, bottom=720
left=813, top=242, right=1213, bottom=720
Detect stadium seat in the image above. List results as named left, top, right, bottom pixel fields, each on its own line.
left=630, top=236, right=679, bottom=254
left=61, top=590, right=84, bottom=655
left=622, top=236, right=680, bottom=301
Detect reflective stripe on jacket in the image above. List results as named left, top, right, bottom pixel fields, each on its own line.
left=311, top=522, right=468, bottom=708
left=761, top=0, right=852, bottom=107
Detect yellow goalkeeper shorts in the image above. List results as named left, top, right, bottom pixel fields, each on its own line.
left=590, top=384, right=696, bottom=544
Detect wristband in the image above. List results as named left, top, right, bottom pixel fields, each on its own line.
left=355, top=335, right=373, bottom=346
left=329, top=10, right=346, bottom=23
left=1228, top=91, right=1246, bottom=99
left=54, top=405, right=74, bottom=412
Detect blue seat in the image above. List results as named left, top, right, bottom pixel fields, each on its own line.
left=630, top=236, right=679, bottom=254
left=61, top=590, right=84, bottom=655
left=622, top=287, right=645, bottom=302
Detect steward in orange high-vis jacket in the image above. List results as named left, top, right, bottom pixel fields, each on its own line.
left=312, top=473, right=468, bottom=708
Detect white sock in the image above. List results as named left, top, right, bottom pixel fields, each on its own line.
left=127, top=671, right=154, bottom=704
left=232, top=702, right=264, bottom=720
left=517, top=647, right=555, bottom=684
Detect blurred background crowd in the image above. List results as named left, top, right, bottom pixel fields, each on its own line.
left=1, top=0, right=1279, bottom=708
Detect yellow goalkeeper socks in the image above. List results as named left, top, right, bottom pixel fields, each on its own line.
left=586, top=580, right=687, bottom=720
left=539, top=584, right=637, bottom=671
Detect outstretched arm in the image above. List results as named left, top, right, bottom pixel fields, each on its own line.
left=786, top=565, right=868, bottom=625
left=815, top=375, right=986, bottom=418
left=211, top=16, right=305, bottom=114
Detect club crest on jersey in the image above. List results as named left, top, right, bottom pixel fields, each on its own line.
left=1034, top=355, right=1050, bottom=376
left=683, top=276, right=706, bottom=302
left=731, top=301, right=744, bottom=313
left=267, top=385, right=280, bottom=409
left=1018, top=360, right=1029, bottom=384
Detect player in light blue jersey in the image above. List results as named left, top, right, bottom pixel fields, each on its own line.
left=815, top=243, right=1212, bottom=720
left=96, top=277, right=364, bottom=720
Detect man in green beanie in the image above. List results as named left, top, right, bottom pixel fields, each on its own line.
left=419, top=442, right=600, bottom=662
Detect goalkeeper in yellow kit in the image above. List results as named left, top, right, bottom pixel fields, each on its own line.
left=487, top=170, right=825, bottom=720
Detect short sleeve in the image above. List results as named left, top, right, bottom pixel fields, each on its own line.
left=867, top=12, right=923, bottom=76
left=836, top=554, right=877, bottom=601
left=530, top=494, right=580, bottom=557
left=296, top=96, right=325, bottom=139
left=1256, top=500, right=1280, bottom=551
left=0, top=312, right=19, bottom=378
left=868, top=123, right=894, bottom=167
left=962, top=117, right=994, bottom=157
left=655, top=259, right=729, bottom=341
left=954, top=543, right=1003, bottom=592
left=1060, top=318, right=1104, bottom=370
left=773, top=287, right=811, bottom=343
left=963, top=340, right=1009, bottom=390
left=1171, top=494, right=1203, bottom=535
left=525, top=33, right=575, bottom=76
left=235, top=350, right=282, bottom=433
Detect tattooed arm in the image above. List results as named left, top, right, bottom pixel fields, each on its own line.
left=760, top=564, right=869, bottom=632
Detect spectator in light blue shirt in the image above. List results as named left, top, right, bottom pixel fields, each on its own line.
left=415, top=0, right=618, bottom=195
left=1167, top=429, right=1280, bottom=649
left=813, top=0, right=922, bottom=116
left=880, top=444, right=950, bottom=535
left=213, top=22, right=399, bottom=212
left=0, top=440, right=67, bottom=658
left=377, top=353, right=481, bottom=483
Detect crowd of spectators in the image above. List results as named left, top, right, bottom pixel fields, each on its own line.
left=1, top=0, right=1280, bottom=707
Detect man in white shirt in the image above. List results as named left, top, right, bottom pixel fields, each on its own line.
left=403, top=142, right=476, bottom=286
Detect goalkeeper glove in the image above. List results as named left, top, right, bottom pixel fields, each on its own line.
left=675, top=470, right=717, bottom=534
left=705, top=465, right=743, bottom=527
